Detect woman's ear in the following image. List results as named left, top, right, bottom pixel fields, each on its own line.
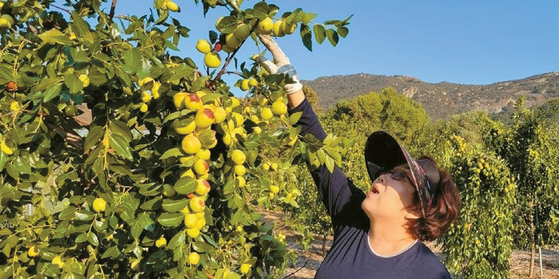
left=405, top=211, right=421, bottom=220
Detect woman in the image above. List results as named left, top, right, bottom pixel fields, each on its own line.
left=256, top=34, right=461, bottom=279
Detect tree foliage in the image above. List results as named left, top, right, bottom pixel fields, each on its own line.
left=0, top=0, right=352, bottom=278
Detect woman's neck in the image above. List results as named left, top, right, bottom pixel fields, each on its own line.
left=368, top=218, right=417, bottom=257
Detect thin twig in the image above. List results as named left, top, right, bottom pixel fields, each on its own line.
left=49, top=4, right=71, bottom=14
left=214, top=19, right=261, bottom=82
left=108, top=0, right=118, bottom=24
left=282, top=259, right=309, bottom=279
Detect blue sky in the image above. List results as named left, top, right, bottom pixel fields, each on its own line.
left=102, top=0, right=558, bottom=86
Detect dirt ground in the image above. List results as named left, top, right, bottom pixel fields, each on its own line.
left=263, top=212, right=559, bottom=279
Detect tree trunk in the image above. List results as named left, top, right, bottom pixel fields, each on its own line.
left=529, top=201, right=535, bottom=278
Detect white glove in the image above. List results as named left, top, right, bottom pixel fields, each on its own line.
left=256, top=34, right=303, bottom=94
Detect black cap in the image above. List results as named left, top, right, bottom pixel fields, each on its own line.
left=364, top=131, right=440, bottom=216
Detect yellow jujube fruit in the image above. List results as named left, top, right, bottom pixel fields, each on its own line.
left=213, top=107, right=227, bottom=124
left=260, top=107, right=274, bottom=120
left=236, top=176, right=246, bottom=188
left=271, top=101, right=288, bottom=115
left=204, top=52, right=221, bottom=68
left=79, top=74, right=90, bottom=88
left=188, top=252, right=200, bottom=265
left=240, top=79, right=250, bottom=91
left=273, top=19, right=285, bottom=37
left=92, top=198, right=107, bottom=213
left=231, top=150, right=246, bottom=165
left=173, top=92, right=187, bottom=109
left=234, top=23, right=251, bottom=41
left=28, top=246, right=39, bottom=257
left=240, top=263, right=251, bottom=274
left=140, top=103, right=149, bottom=113
left=193, top=159, right=209, bottom=175
left=166, top=1, right=180, bottom=12
left=196, top=39, right=212, bottom=54
left=257, top=17, right=273, bottom=34
left=225, top=33, right=242, bottom=49
left=234, top=165, right=246, bottom=176
left=155, top=237, right=167, bottom=248
left=181, top=134, right=202, bottom=155
left=141, top=91, right=152, bottom=103
left=186, top=227, right=200, bottom=238
left=174, top=119, right=196, bottom=135
left=184, top=214, right=198, bottom=229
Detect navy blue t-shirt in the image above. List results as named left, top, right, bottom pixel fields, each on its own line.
left=290, top=99, right=451, bottom=279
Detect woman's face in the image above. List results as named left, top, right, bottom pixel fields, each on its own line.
left=362, top=164, right=417, bottom=221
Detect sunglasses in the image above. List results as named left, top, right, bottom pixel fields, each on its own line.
left=380, top=167, right=413, bottom=185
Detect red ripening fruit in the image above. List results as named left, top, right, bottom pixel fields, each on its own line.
left=214, top=43, right=222, bottom=52
left=7, top=81, right=18, bottom=92
left=187, top=193, right=195, bottom=199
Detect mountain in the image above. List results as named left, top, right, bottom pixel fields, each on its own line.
left=302, top=72, right=559, bottom=120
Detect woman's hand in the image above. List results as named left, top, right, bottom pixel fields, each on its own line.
left=255, top=34, right=305, bottom=108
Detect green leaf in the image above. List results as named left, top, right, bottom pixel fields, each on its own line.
left=323, top=19, right=342, bottom=25
left=174, top=177, right=197, bottom=195
left=316, top=149, right=326, bottom=163
left=76, top=233, right=88, bottom=243
left=325, top=154, right=335, bottom=173
left=337, top=26, right=349, bottom=38
left=168, top=231, right=185, bottom=250
left=191, top=76, right=210, bottom=92
left=300, top=24, right=312, bottom=51
left=301, top=12, right=318, bottom=25
left=157, top=212, right=184, bottom=227
left=84, top=126, right=104, bottom=151
left=253, top=1, right=270, bottom=19
left=341, top=14, right=354, bottom=25
left=131, top=222, right=143, bottom=240
left=89, top=66, right=108, bottom=86
left=71, top=12, right=93, bottom=43
left=101, top=245, right=120, bottom=259
left=75, top=210, right=95, bottom=221
left=216, top=16, right=238, bottom=34
left=138, top=183, right=162, bottom=197
left=65, top=73, right=83, bottom=94
left=192, top=241, right=214, bottom=253
left=313, top=24, right=326, bottom=44
left=43, top=82, right=63, bottom=102
left=326, top=29, right=339, bottom=47
left=110, top=134, right=133, bottom=160
left=161, top=148, right=183, bottom=160
left=289, top=112, right=303, bottom=125
left=162, top=198, right=189, bottom=212
left=122, top=48, right=141, bottom=74
left=138, top=212, right=155, bottom=231
left=109, top=120, right=133, bottom=142
left=140, top=196, right=163, bottom=210
left=88, top=231, right=99, bottom=246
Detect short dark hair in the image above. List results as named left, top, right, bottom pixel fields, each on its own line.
left=405, top=156, right=461, bottom=241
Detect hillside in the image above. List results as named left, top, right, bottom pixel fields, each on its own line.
left=302, top=72, right=559, bottom=120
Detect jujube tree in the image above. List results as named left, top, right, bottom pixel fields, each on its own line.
left=0, top=0, right=351, bottom=278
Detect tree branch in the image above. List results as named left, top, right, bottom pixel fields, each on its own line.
left=108, top=0, right=118, bottom=24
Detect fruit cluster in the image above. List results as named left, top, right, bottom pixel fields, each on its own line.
left=138, top=77, right=162, bottom=113
left=171, top=91, right=225, bottom=240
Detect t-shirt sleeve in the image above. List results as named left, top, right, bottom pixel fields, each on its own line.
left=289, top=99, right=365, bottom=223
